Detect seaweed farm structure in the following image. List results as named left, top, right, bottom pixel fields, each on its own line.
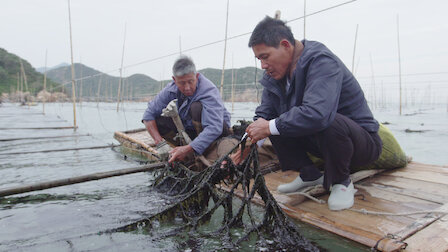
left=114, top=127, right=448, bottom=251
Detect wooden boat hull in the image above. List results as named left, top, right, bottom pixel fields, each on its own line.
left=114, top=128, right=448, bottom=252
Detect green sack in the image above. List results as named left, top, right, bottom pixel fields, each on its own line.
left=308, top=124, right=408, bottom=172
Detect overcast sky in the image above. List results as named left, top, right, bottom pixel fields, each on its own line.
left=1, top=0, right=448, bottom=102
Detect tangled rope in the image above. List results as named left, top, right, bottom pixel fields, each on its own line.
left=108, top=139, right=319, bottom=251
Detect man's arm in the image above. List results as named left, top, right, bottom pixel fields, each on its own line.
left=188, top=89, right=226, bottom=155
left=142, top=120, right=164, bottom=145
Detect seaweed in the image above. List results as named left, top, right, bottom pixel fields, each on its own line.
left=109, top=139, right=319, bottom=251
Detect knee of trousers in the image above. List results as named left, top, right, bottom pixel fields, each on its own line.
left=316, top=114, right=351, bottom=142
left=189, top=101, right=203, bottom=122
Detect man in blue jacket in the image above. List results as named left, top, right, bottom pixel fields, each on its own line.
left=244, top=16, right=382, bottom=210
left=142, top=56, right=231, bottom=164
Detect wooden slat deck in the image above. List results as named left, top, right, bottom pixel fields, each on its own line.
left=114, top=129, right=448, bottom=252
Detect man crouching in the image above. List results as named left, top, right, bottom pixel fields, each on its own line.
left=142, top=56, right=231, bottom=164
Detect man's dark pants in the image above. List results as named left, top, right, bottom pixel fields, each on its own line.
left=270, top=113, right=382, bottom=190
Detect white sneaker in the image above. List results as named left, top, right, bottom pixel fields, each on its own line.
left=328, top=181, right=357, bottom=211
left=277, top=175, right=323, bottom=193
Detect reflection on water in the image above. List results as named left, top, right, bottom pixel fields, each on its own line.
left=1, top=102, right=447, bottom=251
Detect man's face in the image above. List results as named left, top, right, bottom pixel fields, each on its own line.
left=252, top=40, right=293, bottom=80
left=173, top=72, right=199, bottom=97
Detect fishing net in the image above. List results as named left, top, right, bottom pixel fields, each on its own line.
left=110, top=129, right=319, bottom=251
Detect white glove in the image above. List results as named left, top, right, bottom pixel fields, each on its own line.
left=161, top=99, right=178, bottom=117
left=155, top=140, right=172, bottom=161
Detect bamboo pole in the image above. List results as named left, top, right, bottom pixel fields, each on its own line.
left=16, top=72, right=19, bottom=102
left=231, top=53, right=235, bottom=112
left=0, top=162, right=165, bottom=197
left=369, top=53, right=376, bottom=109
left=219, top=0, right=229, bottom=100
left=96, top=74, right=102, bottom=106
left=43, top=49, right=48, bottom=114
left=0, top=134, right=90, bottom=142
left=0, top=144, right=118, bottom=156
left=19, top=59, right=29, bottom=94
left=179, top=35, right=182, bottom=55
left=116, top=24, right=127, bottom=112
left=397, top=14, right=402, bottom=115
left=68, top=0, right=77, bottom=130
left=79, top=60, right=83, bottom=106
left=303, top=0, right=306, bottom=39
left=20, top=70, right=23, bottom=99
left=130, top=84, right=133, bottom=102
left=0, top=126, right=77, bottom=130
left=351, top=24, right=358, bottom=74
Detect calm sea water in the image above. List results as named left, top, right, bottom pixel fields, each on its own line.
left=0, top=102, right=446, bottom=251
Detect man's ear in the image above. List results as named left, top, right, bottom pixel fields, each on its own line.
left=172, top=76, right=176, bottom=82
left=280, top=39, right=291, bottom=49
left=196, top=72, right=199, bottom=79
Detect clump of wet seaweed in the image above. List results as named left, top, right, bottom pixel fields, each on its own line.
left=110, top=139, right=319, bottom=251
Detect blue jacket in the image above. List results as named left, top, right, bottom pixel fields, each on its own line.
left=142, top=73, right=231, bottom=154
left=255, top=40, right=379, bottom=136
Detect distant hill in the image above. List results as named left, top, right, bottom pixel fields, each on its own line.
left=45, top=64, right=265, bottom=101
left=0, top=44, right=265, bottom=101
left=36, top=63, right=69, bottom=73
left=46, top=63, right=163, bottom=101
left=0, top=48, right=60, bottom=95
left=199, top=67, right=264, bottom=101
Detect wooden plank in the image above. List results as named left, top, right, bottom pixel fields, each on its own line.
left=114, top=131, right=157, bottom=153
left=382, top=168, right=448, bottom=185
left=356, top=184, right=441, bottom=208
left=402, top=203, right=448, bottom=251
left=363, top=181, right=447, bottom=204
left=297, top=194, right=415, bottom=234
left=406, top=161, right=448, bottom=171
left=128, top=130, right=156, bottom=147
left=363, top=175, right=448, bottom=204
left=282, top=204, right=407, bottom=251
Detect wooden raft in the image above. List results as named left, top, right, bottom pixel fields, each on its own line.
left=114, top=128, right=161, bottom=161
left=114, top=129, right=448, bottom=252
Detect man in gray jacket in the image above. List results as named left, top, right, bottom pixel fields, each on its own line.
left=142, top=56, right=231, bottom=163
left=244, top=16, right=382, bottom=210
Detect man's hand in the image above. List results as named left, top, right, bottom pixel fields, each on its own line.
left=168, top=145, right=194, bottom=163
left=245, top=118, right=270, bottom=142
left=155, top=140, right=171, bottom=161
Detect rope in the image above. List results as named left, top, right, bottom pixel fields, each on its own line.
left=284, top=184, right=326, bottom=204
left=296, top=192, right=326, bottom=204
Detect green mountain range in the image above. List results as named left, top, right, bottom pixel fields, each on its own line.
left=1, top=47, right=265, bottom=102
left=45, top=64, right=264, bottom=101
left=0, top=48, right=59, bottom=95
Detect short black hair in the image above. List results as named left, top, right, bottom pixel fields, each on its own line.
left=248, top=16, right=295, bottom=48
